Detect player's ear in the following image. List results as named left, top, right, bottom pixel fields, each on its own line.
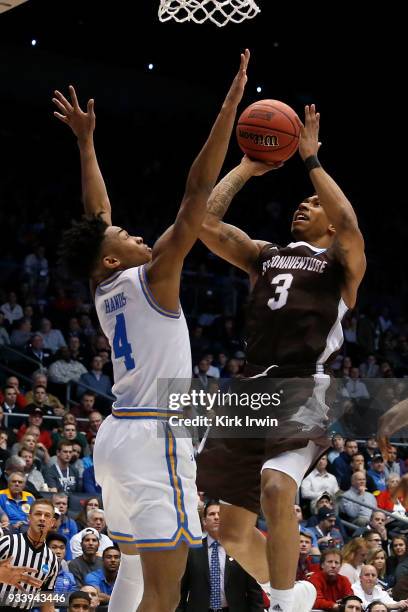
left=102, top=254, right=121, bottom=270
left=328, top=224, right=336, bottom=237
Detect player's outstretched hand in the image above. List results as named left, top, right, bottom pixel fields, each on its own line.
left=296, top=104, right=320, bottom=161
left=0, top=558, right=43, bottom=590
left=240, top=154, right=283, bottom=176
left=378, top=398, right=408, bottom=456
left=52, top=85, right=95, bottom=144
left=224, top=49, right=250, bottom=109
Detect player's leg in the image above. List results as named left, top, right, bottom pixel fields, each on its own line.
left=218, top=503, right=269, bottom=583
left=108, top=542, right=144, bottom=612
left=137, top=544, right=188, bottom=612
left=261, top=441, right=321, bottom=612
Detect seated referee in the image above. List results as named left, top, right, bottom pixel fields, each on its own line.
left=0, top=498, right=59, bottom=611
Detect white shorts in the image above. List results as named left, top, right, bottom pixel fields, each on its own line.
left=94, top=409, right=202, bottom=551
left=261, top=440, right=322, bottom=488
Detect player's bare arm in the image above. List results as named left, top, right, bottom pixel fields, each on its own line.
left=146, top=50, right=251, bottom=309
left=0, top=558, right=43, bottom=589
left=199, top=155, right=282, bottom=275
left=52, top=86, right=112, bottom=226
left=297, top=105, right=366, bottom=307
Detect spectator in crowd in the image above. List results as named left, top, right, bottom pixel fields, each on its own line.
left=384, top=445, right=407, bottom=477
left=359, top=354, right=380, bottom=378
left=70, top=392, right=96, bottom=426
left=193, top=356, right=214, bottom=391
left=51, top=421, right=89, bottom=457
left=79, top=585, right=101, bottom=611
left=77, top=356, right=112, bottom=399
left=0, top=471, right=35, bottom=528
left=24, top=333, right=52, bottom=372
left=367, top=548, right=394, bottom=591
left=340, top=471, right=377, bottom=526
left=0, top=456, right=40, bottom=498
left=297, top=532, right=320, bottom=580
left=18, top=447, right=47, bottom=491
left=177, top=500, right=264, bottom=611
left=340, top=453, right=377, bottom=492
left=387, top=536, right=408, bottom=576
left=74, top=497, right=101, bottom=531
left=86, top=412, right=103, bottom=443
left=43, top=440, right=81, bottom=493
left=10, top=318, right=32, bottom=348
left=53, top=492, right=78, bottom=560
left=70, top=511, right=113, bottom=558
left=48, top=346, right=88, bottom=385
left=301, top=455, right=339, bottom=508
left=333, top=439, right=359, bottom=483
left=362, top=436, right=380, bottom=468
left=193, top=352, right=220, bottom=378
left=1, top=291, right=23, bottom=325
left=12, top=429, right=51, bottom=467
left=0, top=376, right=27, bottom=409
left=84, top=546, right=121, bottom=607
left=355, top=510, right=388, bottom=547
left=23, top=244, right=48, bottom=284
left=25, top=384, right=54, bottom=419
left=68, top=528, right=103, bottom=587
left=0, top=385, right=21, bottom=429
left=68, top=591, right=91, bottom=612
left=0, top=312, right=10, bottom=345
left=367, top=454, right=387, bottom=492
left=345, top=368, right=370, bottom=404
left=46, top=531, right=77, bottom=594
left=67, top=336, right=87, bottom=365
left=82, top=437, right=96, bottom=471
left=295, top=504, right=320, bottom=552
left=24, top=371, right=65, bottom=414
left=328, top=434, right=345, bottom=464
left=17, top=406, right=53, bottom=449
left=309, top=508, right=344, bottom=553
left=352, top=564, right=408, bottom=609
left=71, top=442, right=85, bottom=479
left=37, top=317, right=67, bottom=353
left=308, top=548, right=353, bottom=610
left=377, top=473, right=408, bottom=515
left=339, top=538, right=368, bottom=585
left=338, top=595, right=363, bottom=612
left=83, top=464, right=101, bottom=495
left=363, top=530, right=385, bottom=553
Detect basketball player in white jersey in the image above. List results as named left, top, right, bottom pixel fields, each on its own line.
left=53, top=50, right=256, bottom=612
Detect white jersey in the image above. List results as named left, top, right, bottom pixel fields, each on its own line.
left=95, top=264, right=192, bottom=408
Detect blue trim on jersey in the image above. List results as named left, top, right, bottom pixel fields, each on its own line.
left=138, top=265, right=181, bottom=319
left=109, top=528, right=202, bottom=550
left=97, top=270, right=124, bottom=290
left=111, top=406, right=183, bottom=419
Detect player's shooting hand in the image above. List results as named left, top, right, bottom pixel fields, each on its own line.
left=296, top=104, right=320, bottom=161
left=0, top=558, right=43, bottom=590
left=240, top=155, right=283, bottom=176
left=378, top=399, right=408, bottom=439
left=224, top=49, right=250, bottom=109
left=53, top=85, right=95, bottom=144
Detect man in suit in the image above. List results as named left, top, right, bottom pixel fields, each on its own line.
left=177, top=500, right=264, bottom=612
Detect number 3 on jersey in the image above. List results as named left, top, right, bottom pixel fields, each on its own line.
left=113, top=313, right=135, bottom=370
left=267, top=273, right=293, bottom=311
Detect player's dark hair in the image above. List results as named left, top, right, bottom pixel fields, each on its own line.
left=59, top=214, right=108, bottom=278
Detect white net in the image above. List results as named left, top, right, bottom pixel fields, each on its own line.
left=158, top=0, right=260, bottom=27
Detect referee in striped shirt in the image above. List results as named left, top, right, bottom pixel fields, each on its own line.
left=0, top=498, right=59, bottom=611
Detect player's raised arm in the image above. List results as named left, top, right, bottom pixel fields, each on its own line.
left=297, top=105, right=366, bottom=307
left=149, top=50, right=250, bottom=279
left=199, top=156, right=281, bottom=274
left=52, top=86, right=112, bottom=226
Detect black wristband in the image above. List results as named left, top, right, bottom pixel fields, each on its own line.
left=304, top=155, right=321, bottom=172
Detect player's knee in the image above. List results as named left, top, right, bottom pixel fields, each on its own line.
left=142, top=582, right=180, bottom=611
left=261, top=471, right=296, bottom=515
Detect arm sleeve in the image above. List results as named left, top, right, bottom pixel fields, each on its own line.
left=42, top=555, right=59, bottom=591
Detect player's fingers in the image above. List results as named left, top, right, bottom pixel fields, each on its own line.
left=295, top=114, right=304, bottom=130
left=87, top=99, right=95, bottom=115
left=69, top=85, right=80, bottom=109
left=53, top=112, right=69, bottom=123
left=23, top=575, right=43, bottom=587
left=52, top=98, right=68, bottom=114
left=19, top=567, right=39, bottom=574
left=54, top=90, right=73, bottom=112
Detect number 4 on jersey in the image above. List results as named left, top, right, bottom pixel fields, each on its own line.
left=267, top=273, right=293, bottom=311
left=113, top=313, right=135, bottom=370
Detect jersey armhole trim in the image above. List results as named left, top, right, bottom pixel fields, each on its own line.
left=138, top=265, right=181, bottom=319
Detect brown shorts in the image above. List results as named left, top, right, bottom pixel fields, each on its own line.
left=196, top=367, right=334, bottom=514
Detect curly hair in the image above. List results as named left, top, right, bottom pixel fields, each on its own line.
left=59, top=215, right=108, bottom=278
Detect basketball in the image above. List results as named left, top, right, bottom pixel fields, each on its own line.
left=236, top=99, right=300, bottom=163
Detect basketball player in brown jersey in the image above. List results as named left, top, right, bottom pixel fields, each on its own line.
left=197, top=105, right=366, bottom=612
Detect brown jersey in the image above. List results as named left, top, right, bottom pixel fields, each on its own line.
left=245, top=240, right=347, bottom=371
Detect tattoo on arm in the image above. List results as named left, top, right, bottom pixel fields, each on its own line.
left=207, top=172, right=247, bottom=220
left=219, top=227, right=247, bottom=245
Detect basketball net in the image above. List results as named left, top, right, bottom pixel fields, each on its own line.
left=158, top=0, right=260, bottom=27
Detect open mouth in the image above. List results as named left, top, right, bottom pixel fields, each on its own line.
left=293, top=212, right=309, bottom=222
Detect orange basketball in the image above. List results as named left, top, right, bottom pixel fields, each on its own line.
left=236, top=99, right=300, bottom=163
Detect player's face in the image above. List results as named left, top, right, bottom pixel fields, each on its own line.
left=102, top=226, right=152, bottom=270
left=291, top=195, right=334, bottom=242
